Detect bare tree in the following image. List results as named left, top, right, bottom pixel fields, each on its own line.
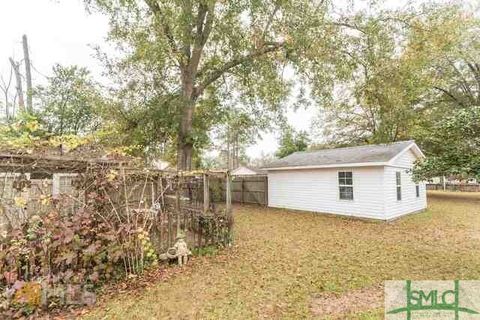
left=22, top=35, right=33, bottom=112
left=0, top=66, right=14, bottom=119
left=9, top=58, right=24, bottom=112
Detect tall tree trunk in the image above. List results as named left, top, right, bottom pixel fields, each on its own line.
left=22, top=35, right=33, bottom=112
left=177, top=72, right=196, bottom=171
left=226, top=128, right=231, bottom=170
left=9, top=58, right=24, bottom=112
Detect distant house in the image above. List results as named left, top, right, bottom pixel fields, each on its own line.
left=428, top=176, right=478, bottom=185
left=150, top=159, right=171, bottom=170
left=231, top=166, right=266, bottom=176
left=263, top=140, right=427, bottom=220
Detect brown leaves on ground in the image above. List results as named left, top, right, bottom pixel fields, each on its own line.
left=310, top=284, right=383, bottom=319
left=82, top=191, right=480, bottom=319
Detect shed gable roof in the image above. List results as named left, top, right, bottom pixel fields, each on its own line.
left=264, top=140, right=423, bottom=170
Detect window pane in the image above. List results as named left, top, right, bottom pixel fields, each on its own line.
left=416, top=185, right=420, bottom=197
left=397, top=186, right=402, bottom=200
left=339, top=186, right=353, bottom=200
left=338, top=172, right=353, bottom=186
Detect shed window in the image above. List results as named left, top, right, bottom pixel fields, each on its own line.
left=416, top=184, right=420, bottom=198
left=338, top=171, right=353, bottom=200
left=396, top=171, right=402, bottom=200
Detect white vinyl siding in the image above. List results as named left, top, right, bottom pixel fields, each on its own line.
left=267, top=146, right=427, bottom=221
left=268, top=167, right=385, bottom=219
left=384, top=149, right=427, bottom=219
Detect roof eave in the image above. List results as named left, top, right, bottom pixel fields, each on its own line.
left=263, top=161, right=388, bottom=171
left=387, top=142, right=425, bottom=166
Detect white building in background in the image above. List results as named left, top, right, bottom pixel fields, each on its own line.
left=231, top=166, right=266, bottom=176
left=264, top=140, right=427, bottom=221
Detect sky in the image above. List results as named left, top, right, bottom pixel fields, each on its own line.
left=0, top=0, right=315, bottom=160
left=0, top=0, right=469, bottom=160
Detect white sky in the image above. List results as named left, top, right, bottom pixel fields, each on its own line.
left=0, top=0, right=471, bottom=159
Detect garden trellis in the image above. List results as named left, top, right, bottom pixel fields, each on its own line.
left=0, top=151, right=234, bottom=297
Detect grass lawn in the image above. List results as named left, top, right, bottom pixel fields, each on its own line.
left=84, top=191, right=480, bottom=319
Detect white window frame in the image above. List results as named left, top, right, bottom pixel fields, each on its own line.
left=52, top=173, right=78, bottom=196
left=338, top=171, right=354, bottom=201
left=396, top=171, right=402, bottom=201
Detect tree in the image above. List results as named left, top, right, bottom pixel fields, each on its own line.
left=9, top=58, right=24, bottom=112
left=413, top=106, right=480, bottom=180
left=85, top=0, right=353, bottom=170
left=249, top=151, right=276, bottom=168
left=316, top=5, right=472, bottom=145
left=36, top=64, right=103, bottom=135
left=23, top=35, right=33, bottom=112
left=275, top=126, right=309, bottom=158
left=0, top=66, right=15, bottom=120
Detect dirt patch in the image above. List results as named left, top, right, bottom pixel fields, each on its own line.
left=310, top=284, right=383, bottom=319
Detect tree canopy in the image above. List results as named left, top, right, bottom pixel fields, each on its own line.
left=36, top=64, right=104, bottom=136
left=317, top=4, right=474, bottom=145
left=275, top=126, right=310, bottom=159
left=84, top=0, right=356, bottom=169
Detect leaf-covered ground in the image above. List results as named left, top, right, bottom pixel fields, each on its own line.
left=83, top=191, right=480, bottom=319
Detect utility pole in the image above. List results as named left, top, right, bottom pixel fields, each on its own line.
left=9, top=58, right=24, bottom=112
left=22, top=35, right=33, bottom=112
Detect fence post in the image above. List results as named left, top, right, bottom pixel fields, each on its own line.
left=174, top=174, right=181, bottom=240
left=203, top=172, right=209, bottom=213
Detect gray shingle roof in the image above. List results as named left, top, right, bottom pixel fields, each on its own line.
left=264, top=140, right=416, bottom=169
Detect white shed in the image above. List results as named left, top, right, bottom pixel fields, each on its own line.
left=264, top=141, right=427, bottom=220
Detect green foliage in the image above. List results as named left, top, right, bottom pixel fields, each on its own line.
left=0, top=112, right=109, bottom=157
left=192, top=245, right=218, bottom=257
left=84, top=0, right=351, bottom=166
left=413, top=107, right=480, bottom=180
left=318, top=4, right=473, bottom=145
left=36, top=64, right=104, bottom=136
left=275, top=125, right=309, bottom=158
left=0, top=112, right=50, bottom=150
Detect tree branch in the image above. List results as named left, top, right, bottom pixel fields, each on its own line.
left=144, top=0, right=183, bottom=64
left=434, top=86, right=465, bottom=107
left=331, top=21, right=367, bottom=34
left=196, top=42, right=285, bottom=94
left=190, top=2, right=215, bottom=77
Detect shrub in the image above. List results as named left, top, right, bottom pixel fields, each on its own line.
left=0, top=180, right=159, bottom=315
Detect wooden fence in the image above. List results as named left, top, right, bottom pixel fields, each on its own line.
left=0, top=167, right=234, bottom=253
left=427, top=183, right=480, bottom=192
left=211, top=175, right=268, bottom=206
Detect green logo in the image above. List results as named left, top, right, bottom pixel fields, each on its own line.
left=387, top=280, right=479, bottom=319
